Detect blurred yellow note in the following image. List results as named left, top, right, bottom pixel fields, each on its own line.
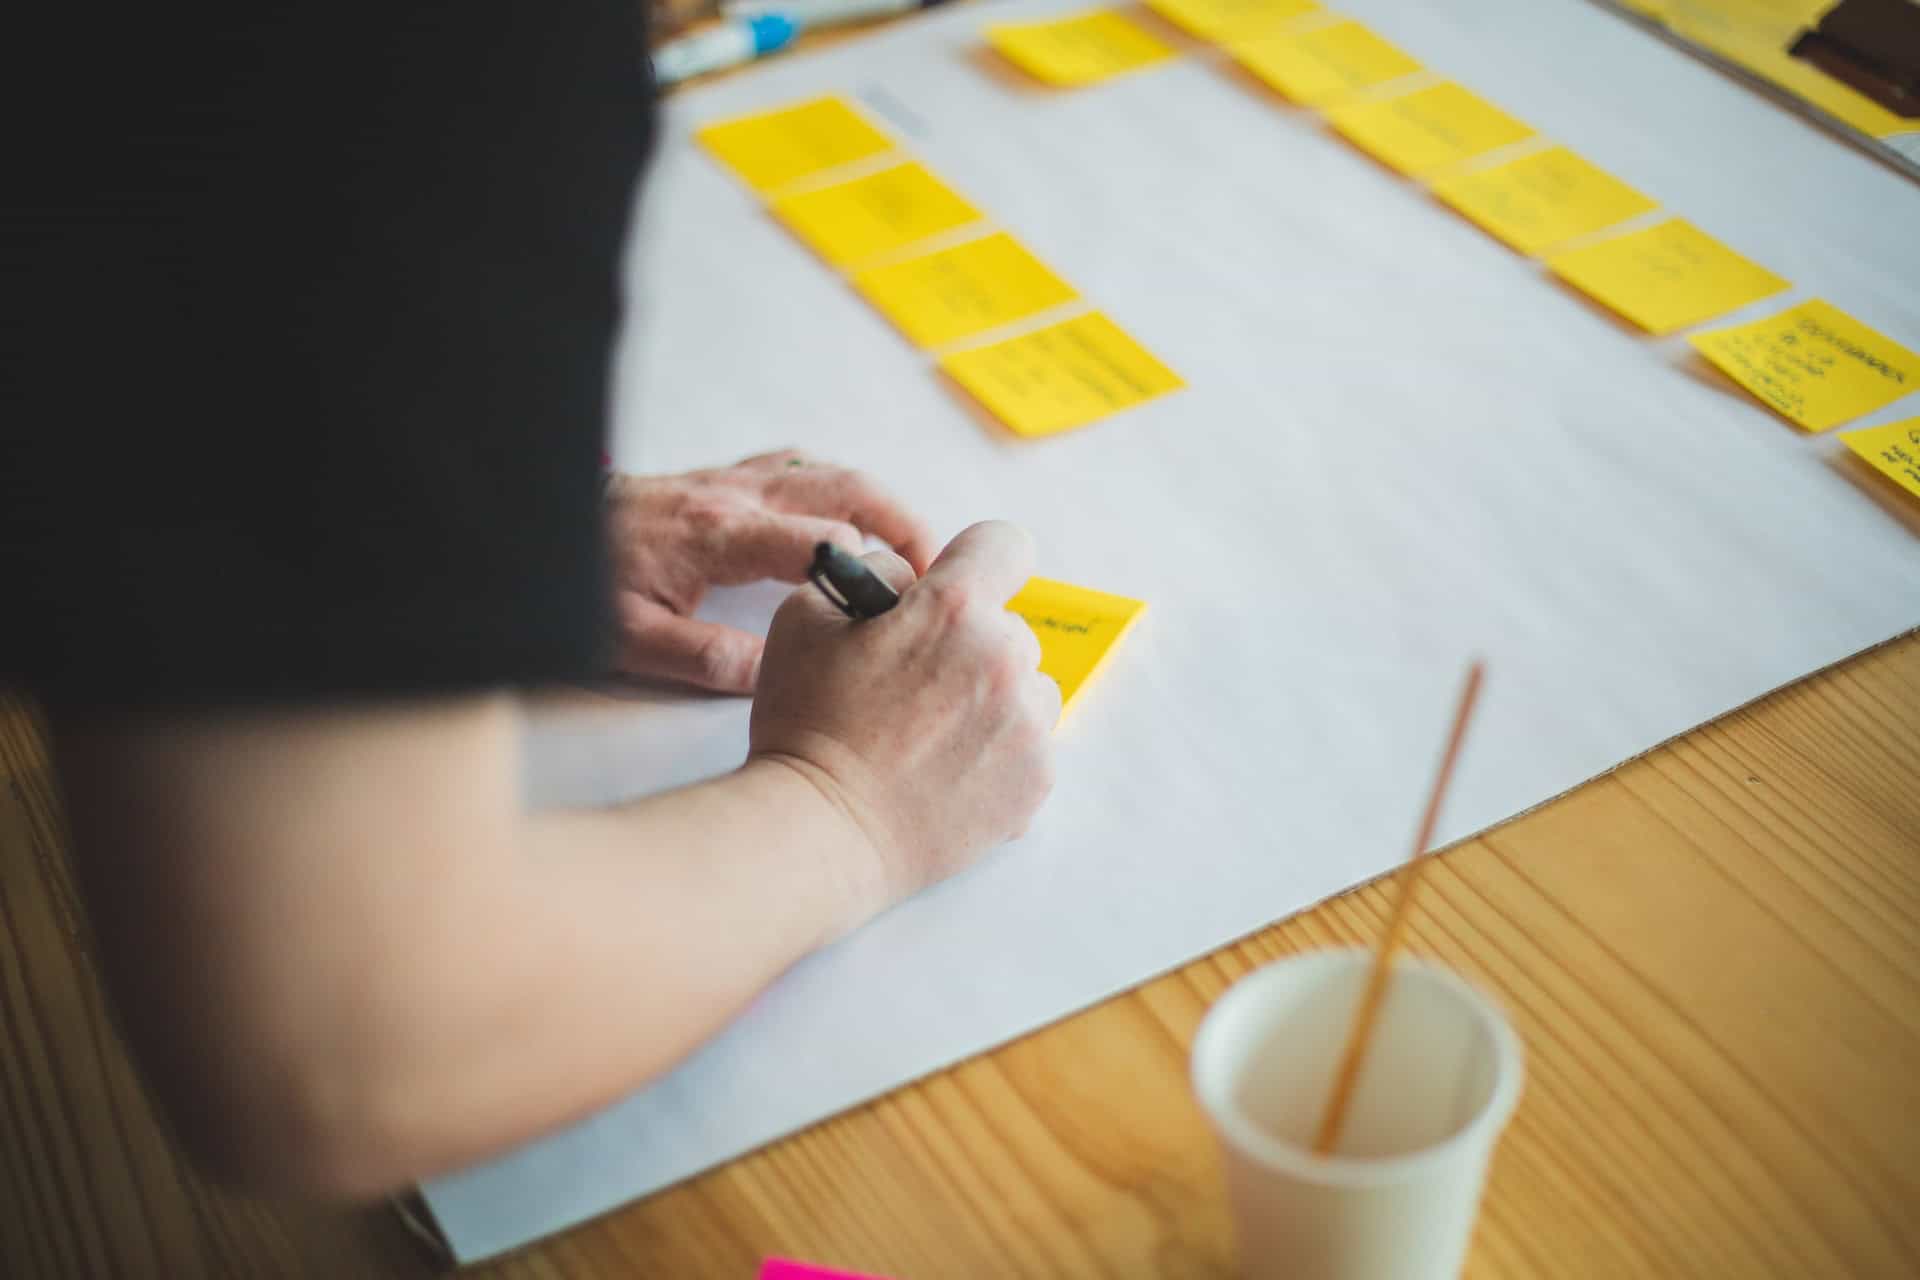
left=1689, top=300, right=1920, bottom=432
left=987, top=10, right=1176, bottom=87
left=771, top=162, right=984, bottom=268
left=1840, top=418, right=1920, bottom=502
left=853, top=232, right=1079, bottom=348
left=697, top=96, right=894, bottom=194
left=939, top=312, right=1183, bottom=437
left=1327, top=82, right=1534, bottom=177
left=1430, top=145, right=1657, bottom=256
left=1145, top=0, right=1320, bottom=41
left=1007, top=578, right=1147, bottom=713
left=1547, top=219, right=1788, bottom=335
left=1228, top=20, right=1422, bottom=106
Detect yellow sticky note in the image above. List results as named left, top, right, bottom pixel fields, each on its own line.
left=697, top=96, right=894, bottom=194
left=1326, top=82, right=1535, bottom=177
left=939, top=312, right=1184, bottom=437
left=771, top=163, right=984, bottom=269
left=987, top=10, right=1176, bottom=88
left=1430, top=145, right=1657, bottom=256
left=1841, top=417, right=1920, bottom=503
left=1007, top=578, right=1147, bottom=713
left=1547, top=218, right=1789, bottom=336
left=1145, top=0, right=1320, bottom=41
left=853, top=233, right=1079, bottom=349
left=1228, top=20, right=1423, bottom=107
left=1689, top=300, right=1920, bottom=432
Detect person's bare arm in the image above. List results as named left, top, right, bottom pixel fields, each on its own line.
left=49, top=522, right=1055, bottom=1198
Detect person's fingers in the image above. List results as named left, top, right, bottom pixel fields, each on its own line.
left=858, top=547, right=917, bottom=594
left=712, top=512, right=864, bottom=585
left=1028, top=667, right=1065, bottom=732
left=918, top=520, right=1035, bottom=606
left=613, top=595, right=764, bottom=694
left=737, top=448, right=807, bottom=473
left=1000, top=611, right=1044, bottom=672
left=769, top=466, right=940, bottom=573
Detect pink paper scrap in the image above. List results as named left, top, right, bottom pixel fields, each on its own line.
left=759, top=1259, right=895, bottom=1280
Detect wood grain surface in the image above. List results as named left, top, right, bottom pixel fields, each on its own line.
left=4, top=631, right=1917, bottom=1279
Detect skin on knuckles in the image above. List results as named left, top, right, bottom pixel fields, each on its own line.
left=604, top=452, right=934, bottom=691
left=749, top=520, right=1057, bottom=906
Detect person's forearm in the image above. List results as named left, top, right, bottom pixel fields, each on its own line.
left=54, top=694, right=880, bottom=1197
left=359, top=756, right=878, bottom=1189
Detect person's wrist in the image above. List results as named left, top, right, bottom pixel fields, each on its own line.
left=740, top=749, right=898, bottom=941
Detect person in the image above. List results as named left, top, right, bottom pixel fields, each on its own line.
left=4, top=0, right=1058, bottom=1197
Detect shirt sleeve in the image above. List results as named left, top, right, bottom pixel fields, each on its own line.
left=2, top=1, right=656, bottom=709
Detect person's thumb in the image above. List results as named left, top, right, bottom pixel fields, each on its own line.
left=614, top=596, right=764, bottom=694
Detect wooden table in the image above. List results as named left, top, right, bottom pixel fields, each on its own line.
left=4, top=628, right=1917, bottom=1277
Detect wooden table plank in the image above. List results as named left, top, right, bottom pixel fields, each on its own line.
left=3, top=630, right=1916, bottom=1278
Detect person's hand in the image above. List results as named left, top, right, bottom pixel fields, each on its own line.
left=748, top=521, right=1060, bottom=930
left=605, top=450, right=938, bottom=693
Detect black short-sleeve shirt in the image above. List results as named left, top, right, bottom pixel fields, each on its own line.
left=3, top=2, right=656, bottom=708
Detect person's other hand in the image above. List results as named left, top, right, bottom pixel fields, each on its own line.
left=605, top=450, right=938, bottom=693
left=749, top=521, right=1060, bottom=931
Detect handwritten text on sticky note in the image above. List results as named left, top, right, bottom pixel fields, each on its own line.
left=1430, top=145, right=1656, bottom=256
left=1008, top=578, right=1148, bottom=713
left=1688, top=300, right=1919, bottom=432
left=1840, top=417, right=1920, bottom=503
left=697, top=96, right=894, bottom=195
left=853, top=232, right=1079, bottom=349
left=771, top=162, right=983, bottom=268
left=1547, top=218, right=1788, bottom=336
left=1146, top=0, right=1321, bottom=41
left=1228, top=20, right=1422, bottom=107
left=1326, top=82, right=1534, bottom=177
left=987, top=10, right=1176, bottom=87
left=939, top=312, right=1183, bottom=437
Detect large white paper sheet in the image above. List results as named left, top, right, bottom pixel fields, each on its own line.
left=423, top=0, right=1920, bottom=1260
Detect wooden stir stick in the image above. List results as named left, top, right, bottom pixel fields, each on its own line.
left=1311, top=660, right=1487, bottom=1157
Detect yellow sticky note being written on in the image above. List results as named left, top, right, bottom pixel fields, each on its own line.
left=1145, top=0, right=1320, bottom=41
left=853, top=232, right=1079, bottom=349
left=939, top=312, right=1184, bottom=437
left=1326, top=82, right=1534, bottom=177
left=987, top=10, right=1176, bottom=88
left=1689, top=300, right=1920, bottom=432
left=1547, top=218, right=1789, bottom=336
left=697, top=96, right=894, bottom=194
left=1228, top=20, right=1422, bottom=107
left=771, top=162, right=984, bottom=269
left=1007, top=578, right=1147, bottom=713
left=1429, top=145, right=1657, bottom=256
left=1841, top=417, right=1920, bottom=503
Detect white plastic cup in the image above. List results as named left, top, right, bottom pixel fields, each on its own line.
left=1190, top=949, right=1524, bottom=1280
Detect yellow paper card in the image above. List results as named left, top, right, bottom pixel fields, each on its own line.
left=1840, top=417, right=1920, bottom=502
left=987, top=10, right=1176, bottom=88
left=1145, top=0, right=1320, bottom=41
left=1326, top=82, right=1535, bottom=177
left=1007, top=578, right=1147, bottom=713
left=852, top=232, right=1079, bottom=349
left=939, top=312, right=1184, bottom=437
left=771, top=163, right=984, bottom=268
left=1228, top=20, right=1422, bottom=107
left=697, top=96, right=894, bottom=194
left=1546, top=218, right=1789, bottom=336
left=1689, top=300, right=1920, bottom=432
left=1430, top=145, right=1657, bottom=256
